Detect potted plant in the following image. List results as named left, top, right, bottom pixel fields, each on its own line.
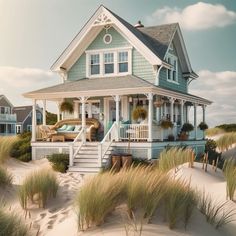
left=198, top=122, right=208, bottom=131
left=160, top=119, right=173, bottom=129
left=180, top=123, right=194, bottom=140
left=132, top=106, right=147, bottom=121
left=60, top=101, right=74, bottom=114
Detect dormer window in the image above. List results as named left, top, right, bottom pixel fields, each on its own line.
left=86, top=47, right=132, bottom=77
left=166, top=54, right=178, bottom=83
left=90, top=54, right=100, bottom=75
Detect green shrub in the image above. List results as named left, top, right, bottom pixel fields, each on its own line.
left=47, top=153, right=69, bottom=173
left=0, top=136, right=18, bottom=163
left=18, top=169, right=58, bottom=209
left=216, top=123, right=236, bottom=132
left=10, top=133, right=31, bottom=162
left=0, top=166, right=12, bottom=187
left=0, top=206, right=29, bottom=236
left=198, top=122, right=208, bottom=131
left=181, top=123, right=194, bottom=133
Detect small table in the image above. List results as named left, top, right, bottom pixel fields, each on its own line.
left=51, top=134, right=65, bottom=142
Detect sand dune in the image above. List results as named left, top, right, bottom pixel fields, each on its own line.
left=1, top=158, right=236, bottom=235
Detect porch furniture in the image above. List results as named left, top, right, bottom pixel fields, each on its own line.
left=51, top=118, right=100, bottom=142
left=39, top=125, right=57, bottom=141
left=51, top=134, right=65, bottom=142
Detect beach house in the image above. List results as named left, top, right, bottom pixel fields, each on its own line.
left=23, top=5, right=212, bottom=172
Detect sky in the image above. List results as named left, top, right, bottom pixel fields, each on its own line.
left=0, top=0, right=235, bottom=127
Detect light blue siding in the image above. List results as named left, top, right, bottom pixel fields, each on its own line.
left=132, top=49, right=155, bottom=83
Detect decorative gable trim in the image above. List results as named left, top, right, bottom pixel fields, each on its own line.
left=51, top=5, right=162, bottom=72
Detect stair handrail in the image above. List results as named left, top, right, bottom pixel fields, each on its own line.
left=69, top=128, right=84, bottom=167
left=98, top=122, right=117, bottom=166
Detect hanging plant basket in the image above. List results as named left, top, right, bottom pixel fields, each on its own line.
left=60, top=101, right=74, bottom=114
left=198, top=122, right=208, bottom=131
left=181, top=123, right=194, bottom=133
left=160, top=120, right=173, bottom=129
left=132, top=106, right=147, bottom=121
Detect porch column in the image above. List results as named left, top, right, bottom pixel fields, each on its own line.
left=180, top=100, right=185, bottom=126
left=81, top=96, right=87, bottom=143
left=115, top=95, right=120, bottom=141
left=163, top=102, right=166, bottom=119
left=43, top=100, right=46, bottom=125
left=202, top=105, right=206, bottom=123
left=194, top=103, right=197, bottom=140
left=57, top=101, right=61, bottom=122
left=74, top=101, right=79, bottom=119
left=170, top=98, right=174, bottom=122
left=186, top=105, right=189, bottom=123
left=32, top=99, right=37, bottom=142
left=147, top=93, right=153, bottom=142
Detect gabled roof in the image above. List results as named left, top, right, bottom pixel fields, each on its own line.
left=0, top=95, right=14, bottom=108
left=13, top=106, right=42, bottom=123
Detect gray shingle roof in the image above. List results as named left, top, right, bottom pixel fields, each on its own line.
left=25, top=75, right=155, bottom=95
left=105, top=7, right=177, bottom=60
left=12, top=106, right=33, bottom=123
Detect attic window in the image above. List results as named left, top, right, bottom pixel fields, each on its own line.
left=103, top=34, right=112, bottom=44
left=167, top=55, right=178, bottom=83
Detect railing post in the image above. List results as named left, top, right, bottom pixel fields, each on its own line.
left=98, top=143, right=102, bottom=167
left=69, top=143, right=74, bottom=167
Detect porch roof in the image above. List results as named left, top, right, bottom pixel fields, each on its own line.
left=23, top=75, right=212, bottom=105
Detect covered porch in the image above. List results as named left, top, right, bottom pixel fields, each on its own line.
left=24, top=76, right=211, bottom=169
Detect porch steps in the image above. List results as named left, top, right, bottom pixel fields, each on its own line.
left=68, top=142, right=113, bottom=174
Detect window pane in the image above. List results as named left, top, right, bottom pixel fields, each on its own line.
left=119, top=51, right=128, bottom=62
left=90, top=54, right=99, bottom=65
left=91, top=65, right=100, bottom=75
left=173, top=71, right=176, bottom=81
left=104, top=53, right=114, bottom=63
left=105, top=64, right=114, bottom=74
left=167, top=69, right=171, bottom=80
left=119, top=62, right=128, bottom=73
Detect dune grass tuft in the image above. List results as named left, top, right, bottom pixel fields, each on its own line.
left=75, top=166, right=197, bottom=231
left=75, top=171, right=124, bottom=230
left=159, top=147, right=195, bottom=172
left=0, top=166, right=12, bottom=187
left=217, top=132, right=236, bottom=152
left=0, top=136, right=18, bottom=163
left=223, top=158, right=236, bottom=200
left=205, top=127, right=224, bottom=137
left=198, top=191, right=236, bottom=229
left=0, top=202, right=29, bottom=236
left=18, top=169, right=58, bottom=209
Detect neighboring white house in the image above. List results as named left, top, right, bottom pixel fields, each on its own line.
left=23, top=5, right=212, bottom=173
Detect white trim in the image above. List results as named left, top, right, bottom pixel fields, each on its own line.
left=86, top=47, right=132, bottom=78
left=166, top=53, right=178, bottom=84
left=51, top=6, right=162, bottom=71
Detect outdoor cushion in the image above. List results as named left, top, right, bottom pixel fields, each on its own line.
left=57, top=124, right=67, bottom=131
left=65, top=125, right=75, bottom=131
left=74, top=125, right=82, bottom=132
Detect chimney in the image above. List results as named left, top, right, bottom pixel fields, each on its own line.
left=134, top=20, right=144, bottom=28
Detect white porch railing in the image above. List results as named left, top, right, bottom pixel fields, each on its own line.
left=69, top=128, right=84, bottom=167
left=120, top=124, right=149, bottom=141
left=98, top=122, right=117, bottom=167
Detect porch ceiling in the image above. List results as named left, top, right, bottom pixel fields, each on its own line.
left=23, top=75, right=211, bottom=105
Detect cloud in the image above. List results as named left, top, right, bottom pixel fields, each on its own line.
left=0, top=66, right=60, bottom=107
left=146, top=2, right=236, bottom=30
left=189, top=70, right=236, bottom=127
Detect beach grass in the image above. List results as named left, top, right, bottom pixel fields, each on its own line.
left=198, top=191, right=236, bottom=229
left=0, top=136, right=18, bottom=163
left=223, top=158, right=236, bottom=200
left=217, top=132, right=236, bottom=151
left=0, top=166, right=12, bottom=187
left=0, top=202, right=29, bottom=236
left=159, top=147, right=195, bottom=172
left=18, top=169, right=58, bottom=209
left=205, top=127, right=224, bottom=137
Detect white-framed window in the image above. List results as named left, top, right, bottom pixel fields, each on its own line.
left=16, top=125, right=21, bottom=134
left=166, top=54, right=178, bottom=83
left=86, top=47, right=132, bottom=77
left=118, top=51, right=128, bottom=73
left=90, top=54, right=100, bottom=75
left=0, top=106, right=11, bottom=114
left=104, top=52, right=114, bottom=74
